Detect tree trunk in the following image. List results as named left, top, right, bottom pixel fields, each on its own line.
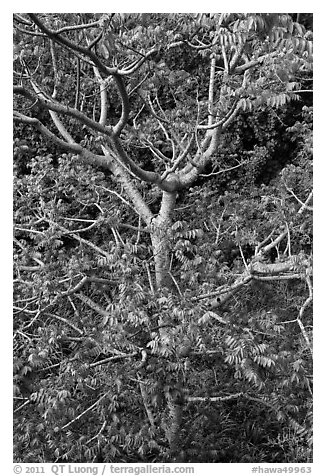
left=150, top=190, right=176, bottom=289
left=149, top=190, right=186, bottom=458
left=165, top=395, right=183, bottom=459
left=105, top=161, right=184, bottom=457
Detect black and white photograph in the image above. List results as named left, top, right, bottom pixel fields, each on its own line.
left=12, top=10, right=314, bottom=468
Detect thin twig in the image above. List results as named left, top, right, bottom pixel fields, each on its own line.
left=238, top=241, right=250, bottom=272
left=14, top=400, right=31, bottom=413
left=45, top=313, right=83, bottom=335
left=168, top=271, right=183, bottom=297
left=61, top=392, right=110, bottom=430
left=199, top=160, right=247, bottom=177
left=283, top=179, right=313, bottom=211
left=145, top=263, right=155, bottom=294
left=85, top=420, right=107, bottom=445
left=88, top=352, right=139, bottom=368
left=208, top=53, right=216, bottom=126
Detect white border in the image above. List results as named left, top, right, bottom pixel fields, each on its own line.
left=4, top=4, right=325, bottom=475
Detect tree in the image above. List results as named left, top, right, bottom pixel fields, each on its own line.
left=13, top=13, right=313, bottom=462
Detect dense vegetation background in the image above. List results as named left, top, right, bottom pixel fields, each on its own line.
left=13, top=13, right=313, bottom=463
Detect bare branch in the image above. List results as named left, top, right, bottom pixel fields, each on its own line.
left=13, top=111, right=116, bottom=172
left=161, top=134, right=195, bottom=181
left=142, top=138, right=171, bottom=163
left=14, top=24, right=45, bottom=37
left=255, top=228, right=276, bottom=255
left=259, top=230, right=288, bottom=256
left=197, top=99, right=240, bottom=132
left=296, top=276, right=313, bottom=356
left=129, top=73, right=150, bottom=98
left=112, top=75, right=130, bottom=135
left=250, top=257, right=303, bottom=276
left=85, top=420, right=107, bottom=445
left=208, top=54, right=216, bottom=126
left=300, top=191, right=313, bottom=212
left=28, top=14, right=115, bottom=76
left=188, top=391, right=304, bottom=431
left=193, top=274, right=253, bottom=303
left=54, top=20, right=102, bottom=35
left=101, top=141, right=177, bottom=194
left=168, top=271, right=183, bottom=297
left=14, top=85, right=113, bottom=138
left=199, top=160, right=247, bottom=178
left=13, top=14, right=33, bottom=26
left=234, top=51, right=279, bottom=74
left=221, top=45, right=229, bottom=75
left=27, top=14, right=130, bottom=136
left=148, top=96, right=176, bottom=157
left=283, top=178, right=313, bottom=211
left=119, top=46, right=158, bottom=75
left=259, top=190, right=313, bottom=257
left=45, top=312, right=83, bottom=335
left=221, top=102, right=242, bottom=130
left=61, top=391, right=110, bottom=430
left=14, top=400, right=31, bottom=413
left=74, top=57, right=81, bottom=109
left=184, top=36, right=219, bottom=51
left=119, top=40, right=183, bottom=76
left=88, top=352, right=139, bottom=369
left=145, top=263, right=155, bottom=295
left=49, top=40, right=59, bottom=99
left=43, top=217, right=110, bottom=257
left=60, top=276, right=89, bottom=296
left=137, top=91, right=170, bottom=125
left=75, top=292, right=110, bottom=318
left=188, top=393, right=243, bottom=403
left=96, top=184, right=139, bottom=215
left=176, top=125, right=224, bottom=189
left=252, top=274, right=303, bottom=281
left=92, top=67, right=108, bottom=126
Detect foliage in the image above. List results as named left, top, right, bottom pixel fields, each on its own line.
left=13, top=13, right=313, bottom=463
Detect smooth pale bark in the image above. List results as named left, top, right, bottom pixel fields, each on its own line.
left=101, top=146, right=153, bottom=226
left=149, top=189, right=186, bottom=456
left=150, top=190, right=176, bottom=289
